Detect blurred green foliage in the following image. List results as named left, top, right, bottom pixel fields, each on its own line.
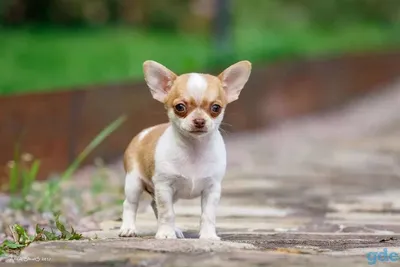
left=1, top=0, right=398, bottom=28
left=234, top=0, right=399, bottom=28
left=0, top=0, right=399, bottom=94
left=0, top=0, right=192, bottom=30
left=0, top=28, right=211, bottom=94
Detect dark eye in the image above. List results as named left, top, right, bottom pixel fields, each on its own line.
left=211, top=104, right=222, bottom=113
left=174, top=103, right=186, bottom=113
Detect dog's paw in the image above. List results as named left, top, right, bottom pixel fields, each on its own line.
left=199, top=232, right=220, bottom=241
left=175, top=227, right=185, bottom=239
left=155, top=227, right=177, bottom=239
left=119, top=226, right=137, bottom=237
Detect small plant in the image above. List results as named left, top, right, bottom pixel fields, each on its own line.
left=0, top=214, right=83, bottom=257
left=38, top=114, right=127, bottom=212
left=0, top=239, right=24, bottom=257
left=6, top=115, right=127, bottom=212
left=7, top=146, right=41, bottom=210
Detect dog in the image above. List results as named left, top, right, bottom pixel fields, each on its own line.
left=119, top=60, right=252, bottom=240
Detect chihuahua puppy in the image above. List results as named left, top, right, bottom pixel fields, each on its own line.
left=119, top=60, right=252, bottom=240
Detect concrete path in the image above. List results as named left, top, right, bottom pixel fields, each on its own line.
left=8, top=80, right=400, bottom=266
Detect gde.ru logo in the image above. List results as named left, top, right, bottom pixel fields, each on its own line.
left=366, top=248, right=399, bottom=265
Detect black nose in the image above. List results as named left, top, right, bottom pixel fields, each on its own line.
left=193, top=118, right=205, bottom=128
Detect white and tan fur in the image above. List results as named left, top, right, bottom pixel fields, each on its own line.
left=119, top=60, right=252, bottom=240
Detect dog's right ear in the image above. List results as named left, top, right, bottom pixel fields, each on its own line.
left=143, top=60, right=177, bottom=103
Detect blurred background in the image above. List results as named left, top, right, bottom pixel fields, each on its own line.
left=0, top=0, right=400, bottom=253
left=0, top=0, right=399, bottom=94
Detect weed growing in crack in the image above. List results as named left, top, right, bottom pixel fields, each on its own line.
left=0, top=213, right=83, bottom=257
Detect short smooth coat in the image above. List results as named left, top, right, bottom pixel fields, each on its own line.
left=119, top=60, right=251, bottom=240
left=153, top=125, right=227, bottom=200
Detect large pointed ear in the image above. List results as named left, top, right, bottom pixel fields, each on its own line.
left=143, top=60, right=177, bottom=102
left=218, top=60, right=252, bottom=103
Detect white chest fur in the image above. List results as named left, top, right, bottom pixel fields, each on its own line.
left=153, top=126, right=227, bottom=199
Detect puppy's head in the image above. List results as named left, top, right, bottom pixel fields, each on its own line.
left=143, top=60, right=252, bottom=137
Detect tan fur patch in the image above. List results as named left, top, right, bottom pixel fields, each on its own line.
left=123, top=123, right=170, bottom=183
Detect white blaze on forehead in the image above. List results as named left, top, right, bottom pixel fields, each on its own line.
left=187, top=73, right=208, bottom=104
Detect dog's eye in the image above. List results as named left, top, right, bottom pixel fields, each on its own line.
left=174, top=103, right=186, bottom=113
left=210, top=104, right=221, bottom=113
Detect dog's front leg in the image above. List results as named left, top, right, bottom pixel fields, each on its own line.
left=154, top=178, right=177, bottom=239
left=199, top=182, right=221, bottom=240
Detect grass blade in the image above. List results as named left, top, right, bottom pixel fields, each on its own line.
left=61, top=115, right=127, bottom=181
left=18, top=160, right=40, bottom=210
left=8, top=144, right=20, bottom=194
left=36, top=115, right=126, bottom=212
left=28, top=160, right=40, bottom=184
left=21, top=169, right=30, bottom=201
left=24, top=160, right=40, bottom=195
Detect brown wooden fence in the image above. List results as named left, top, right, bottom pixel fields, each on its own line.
left=1, top=50, right=399, bottom=184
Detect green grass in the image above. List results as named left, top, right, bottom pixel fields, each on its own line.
left=1, top=113, right=125, bottom=257
left=0, top=23, right=399, bottom=95
left=234, top=23, right=400, bottom=63
left=6, top=114, right=126, bottom=212
left=0, top=27, right=211, bottom=95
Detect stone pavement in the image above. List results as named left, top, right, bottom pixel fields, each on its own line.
left=6, top=80, right=400, bottom=266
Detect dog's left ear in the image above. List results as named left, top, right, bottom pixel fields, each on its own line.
left=218, top=61, right=252, bottom=103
